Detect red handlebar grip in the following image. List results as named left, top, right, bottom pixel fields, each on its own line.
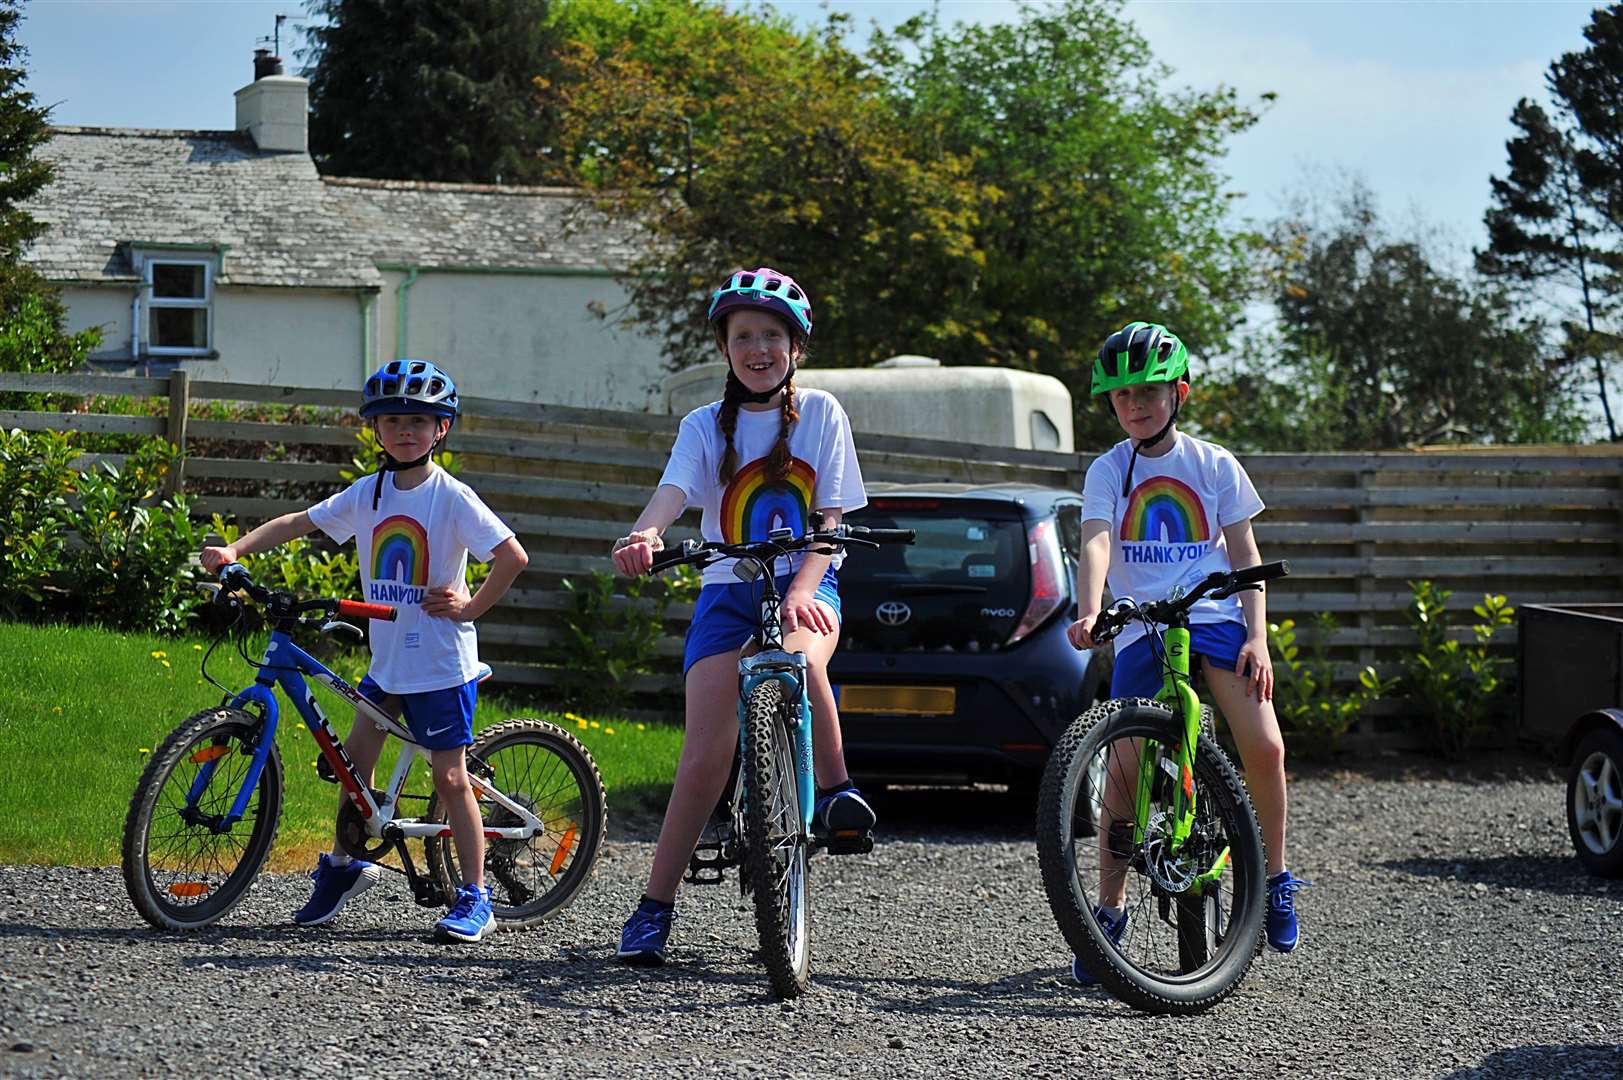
left=337, top=599, right=398, bottom=621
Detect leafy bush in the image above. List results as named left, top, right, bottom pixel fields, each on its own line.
left=54, top=439, right=204, bottom=634
left=0, top=292, right=102, bottom=412
left=1269, top=612, right=1395, bottom=759
left=549, top=566, right=700, bottom=712
left=1401, top=581, right=1516, bottom=757
left=0, top=427, right=77, bottom=616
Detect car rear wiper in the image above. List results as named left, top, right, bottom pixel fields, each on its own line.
left=892, top=583, right=987, bottom=595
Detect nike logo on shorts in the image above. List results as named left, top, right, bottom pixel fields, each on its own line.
left=426, top=723, right=454, bottom=737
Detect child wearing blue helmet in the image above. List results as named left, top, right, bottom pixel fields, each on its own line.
left=200, top=360, right=529, bottom=942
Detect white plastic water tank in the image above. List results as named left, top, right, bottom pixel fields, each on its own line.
left=662, top=356, right=1074, bottom=452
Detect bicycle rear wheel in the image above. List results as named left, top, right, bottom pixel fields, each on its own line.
left=1036, top=699, right=1265, bottom=1015
left=122, top=707, right=283, bottom=931
left=426, top=719, right=606, bottom=927
left=740, top=680, right=811, bottom=998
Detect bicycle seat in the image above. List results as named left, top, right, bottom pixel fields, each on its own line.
left=475, top=663, right=494, bottom=685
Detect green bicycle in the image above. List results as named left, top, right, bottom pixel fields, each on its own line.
left=1036, top=560, right=1290, bottom=1014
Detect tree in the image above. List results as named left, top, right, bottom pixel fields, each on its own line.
left=302, top=0, right=559, bottom=183
left=868, top=0, right=1262, bottom=448
left=548, top=0, right=1262, bottom=448
left=547, top=0, right=985, bottom=371
left=1199, top=183, right=1581, bottom=451
left=0, top=0, right=99, bottom=377
left=1479, top=5, right=1623, bottom=440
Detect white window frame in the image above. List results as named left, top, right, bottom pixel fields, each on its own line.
left=134, top=251, right=215, bottom=358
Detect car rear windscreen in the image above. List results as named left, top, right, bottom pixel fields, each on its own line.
left=839, top=507, right=1031, bottom=652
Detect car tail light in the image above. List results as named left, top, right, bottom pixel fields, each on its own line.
left=1007, top=517, right=1066, bottom=646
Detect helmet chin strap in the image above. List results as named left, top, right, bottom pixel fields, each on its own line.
left=728, top=360, right=797, bottom=404
left=372, top=431, right=446, bottom=510
left=1120, top=396, right=1181, bottom=498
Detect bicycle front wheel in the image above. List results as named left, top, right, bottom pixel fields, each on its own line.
left=1036, top=698, right=1265, bottom=1015
left=426, top=719, right=607, bottom=927
left=122, top=707, right=283, bottom=930
left=740, top=680, right=811, bottom=998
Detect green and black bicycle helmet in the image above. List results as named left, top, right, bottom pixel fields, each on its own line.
left=1091, top=322, right=1189, bottom=396
left=1094, top=322, right=1191, bottom=496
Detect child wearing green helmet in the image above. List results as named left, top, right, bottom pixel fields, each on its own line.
left=1066, top=322, right=1305, bottom=982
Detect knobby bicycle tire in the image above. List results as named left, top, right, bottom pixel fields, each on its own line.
left=1036, top=698, right=1265, bottom=1015
left=426, top=719, right=607, bottom=927
left=122, top=707, right=283, bottom=931
left=740, top=680, right=811, bottom=998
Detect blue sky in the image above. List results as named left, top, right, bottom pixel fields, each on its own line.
left=14, top=0, right=1601, bottom=253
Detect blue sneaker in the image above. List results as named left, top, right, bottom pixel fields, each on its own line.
left=616, top=899, right=675, bottom=966
left=1266, top=871, right=1309, bottom=953
left=436, top=884, right=496, bottom=943
left=1071, top=905, right=1129, bottom=986
left=813, top=784, right=877, bottom=840
left=292, top=853, right=381, bottom=926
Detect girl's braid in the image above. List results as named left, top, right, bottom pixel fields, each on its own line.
left=765, top=378, right=798, bottom=480
left=717, top=369, right=746, bottom=485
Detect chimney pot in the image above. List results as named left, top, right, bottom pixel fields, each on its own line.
left=253, top=48, right=285, bottom=81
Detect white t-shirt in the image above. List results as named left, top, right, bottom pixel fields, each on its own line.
left=659, top=387, right=867, bottom=586
left=307, top=467, right=515, bottom=694
left=1081, top=432, right=1264, bottom=652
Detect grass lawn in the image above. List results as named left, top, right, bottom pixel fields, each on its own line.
left=0, top=620, right=681, bottom=869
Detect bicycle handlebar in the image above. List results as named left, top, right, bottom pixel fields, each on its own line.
left=1091, top=559, right=1290, bottom=644
left=216, top=563, right=398, bottom=622
left=646, top=524, right=916, bottom=576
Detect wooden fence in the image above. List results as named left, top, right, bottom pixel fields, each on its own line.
left=5, top=371, right=1621, bottom=733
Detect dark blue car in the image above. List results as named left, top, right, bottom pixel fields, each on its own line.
left=831, top=482, right=1112, bottom=792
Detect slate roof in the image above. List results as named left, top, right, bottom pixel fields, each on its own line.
left=24, top=127, right=638, bottom=290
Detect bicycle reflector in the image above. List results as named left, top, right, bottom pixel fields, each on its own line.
left=1008, top=517, right=1067, bottom=645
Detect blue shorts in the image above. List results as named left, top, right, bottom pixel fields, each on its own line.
left=683, top=568, right=842, bottom=675
left=1110, top=618, right=1250, bottom=699
left=356, top=674, right=478, bottom=751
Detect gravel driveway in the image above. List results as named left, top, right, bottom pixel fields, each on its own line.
left=3, top=754, right=1620, bottom=1079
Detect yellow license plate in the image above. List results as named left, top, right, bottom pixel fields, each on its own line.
left=839, top=685, right=956, bottom=716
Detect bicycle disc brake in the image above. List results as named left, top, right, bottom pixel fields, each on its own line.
left=1141, top=810, right=1198, bottom=895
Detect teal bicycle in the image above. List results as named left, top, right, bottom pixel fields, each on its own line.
left=1036, top=561, right=1289, bottom=1014
left=648, top=519, right=912, bottom=997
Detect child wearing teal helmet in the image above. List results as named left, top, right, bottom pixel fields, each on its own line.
left=1067, top=323, right=1305, bottom=981
left=200, top=360, right=530, bottom=942
left=609, top=267, right=875, bottom=967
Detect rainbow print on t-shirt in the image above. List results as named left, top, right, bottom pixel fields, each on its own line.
left=720, top=457, right=818, bottom=544
left=1120, top=476, right=1210, bottom=544
left=372, top=515, right=429, bottom=586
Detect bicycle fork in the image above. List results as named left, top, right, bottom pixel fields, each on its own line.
left=1138, top=625, right=1230, bottom=896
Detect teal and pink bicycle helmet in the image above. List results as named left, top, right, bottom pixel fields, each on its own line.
left=707, top=267, right=813, bottom=343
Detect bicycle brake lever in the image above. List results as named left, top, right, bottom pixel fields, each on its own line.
left=1209, top=582, right=1262, bottom=601
left=320, top=620, right=364, bottom=640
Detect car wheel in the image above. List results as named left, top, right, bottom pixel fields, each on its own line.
left=1568, top=724, right=1623, bottom=878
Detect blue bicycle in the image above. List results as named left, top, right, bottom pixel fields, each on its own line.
left=121, top=563, right=605, bottom=931
left=649, top=520, right=913, bottom=997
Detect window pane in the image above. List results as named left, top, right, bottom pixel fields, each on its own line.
left=151, top=263, right=205, bottom=299
left=149, top=306, right=208, bottom=349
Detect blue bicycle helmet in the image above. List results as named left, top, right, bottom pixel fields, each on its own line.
left=360, top=359, right=460, bottom=425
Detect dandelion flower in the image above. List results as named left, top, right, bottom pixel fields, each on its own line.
left=52, top=706, right=62, bottom=714
left=576, top=719, right=587, bottom=730
left=150, top=650, right=166, bottom=659
left=161, top=660, right=171, bottom=668
left=589, top=721, right=601, bottom=729
left=604, top=727, right=616, bottom=735
left=636, top=723, right=647, bottom=731
left=138, top=747, right=150, bottom=756
left=193, top=644, right=203, bottom=651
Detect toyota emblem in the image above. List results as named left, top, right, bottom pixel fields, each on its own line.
left=876, top=601, right=912, bottom=626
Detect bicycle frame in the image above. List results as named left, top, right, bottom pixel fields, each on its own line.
left=196, top=626, right=544, bottom=847
left=1129, top=622, right=1231, bottom=894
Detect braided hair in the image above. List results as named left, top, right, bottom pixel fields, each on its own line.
left=717, top=366, right=799, bottom=486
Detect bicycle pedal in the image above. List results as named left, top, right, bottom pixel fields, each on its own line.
left=818, top=829, right=874, bottom=856
left=316, top=756, right=337, bottom=784
left=410, top=881, right=446, bottom=908
left=684, top=842, right=734, bottom=885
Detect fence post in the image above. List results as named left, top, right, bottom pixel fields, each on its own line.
left=1356, top=466, right=1378, bottom=735
left=163, top=368, right=190, bottom=497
